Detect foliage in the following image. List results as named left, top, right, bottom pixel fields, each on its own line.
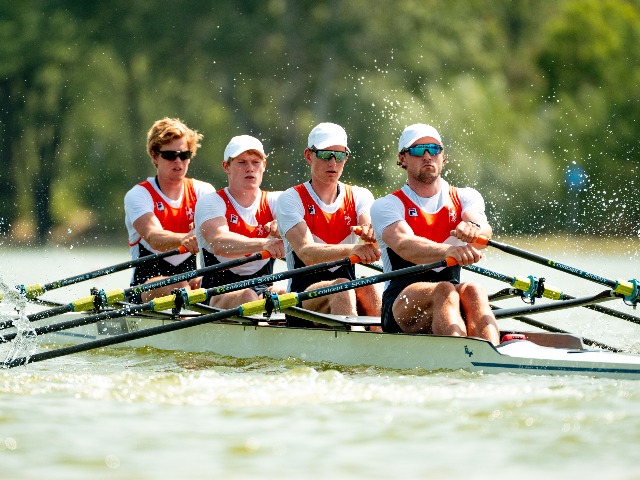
left=1, top=0, right=639, bottom=245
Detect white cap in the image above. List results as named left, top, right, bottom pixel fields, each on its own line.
left=308, top=122, right=350, bottom=152
left=398, top=124, right=442, bottom=152
left=223, top=135, right=266, bottom=162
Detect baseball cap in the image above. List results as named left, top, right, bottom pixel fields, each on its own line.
left=398, top=124, right=442, bottom=152
left=224, top=135, right=266, bottom=162
left=307, top=123, right=350, bottom=152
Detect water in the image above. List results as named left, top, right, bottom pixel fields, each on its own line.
left=1, top=240, right=639, bottom=479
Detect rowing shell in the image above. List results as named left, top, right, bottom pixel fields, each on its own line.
left=12, top=307, right=640, bottom=380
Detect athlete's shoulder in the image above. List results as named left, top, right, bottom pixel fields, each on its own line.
left=191, top=178, right=216, bottom=197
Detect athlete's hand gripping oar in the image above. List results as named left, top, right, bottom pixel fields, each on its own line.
left=3, top=257, right=455, bottom=368
left=475, top=236, right=640, bottom=305
left=0, top=246, right=189, bottom=302
left=0, top=250, right=271, bottom=329
left=464, top=264, right=640, bottom=326
left=0, top=255, right=363, bottom=344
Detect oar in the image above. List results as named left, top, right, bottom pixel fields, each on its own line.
left=0, top=255, right=363, bottom=343
left=492, top=290, right=619, bottom=318
left=0, top=246, right=189, bottom=301
left=0, top=250, right=271, bottom=329
left=475, top=236, right=639, bottom=304
left=464, top=264, right=640, bottom=326
left=357, top=261, right=627, bottom=350
left=4, top=257, right=455, bottom=368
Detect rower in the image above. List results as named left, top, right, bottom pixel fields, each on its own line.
left=124, top=117, right=215, bottom=303
left=276, top=122, right=382, bottom=326
left=370, top=123, right=500, bottom=345
left=195, top=135, right=285, bottom=309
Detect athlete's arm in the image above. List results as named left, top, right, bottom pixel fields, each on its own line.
left=382, top=220, right=481, bottom=266
left=132, top=213, right=199, bottom=254
left=285, top=221, right=380, bottom=265
left=199, top=216, right=283, bottom=258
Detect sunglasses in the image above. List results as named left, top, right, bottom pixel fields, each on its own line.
left=310, top=148, right=349, bottom=162
left=402, top=143, right=443, bottom=157
left=156, top=150, right=192, bottom=161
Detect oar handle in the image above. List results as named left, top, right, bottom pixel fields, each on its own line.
left=475, top=235, right=490, bottom=246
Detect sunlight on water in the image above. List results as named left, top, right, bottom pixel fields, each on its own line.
left=1, top=246, right=639, bottom=479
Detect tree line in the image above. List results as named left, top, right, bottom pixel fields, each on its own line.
left=1, top=0, right=638, bottom=246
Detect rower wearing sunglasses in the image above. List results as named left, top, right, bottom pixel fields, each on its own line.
left=276, top=122, right=382, bottom=325
left=124, top=117, right=215, bottom=302
left=370, top=124, right=499, bottom=344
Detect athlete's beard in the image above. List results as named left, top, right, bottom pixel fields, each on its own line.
left=411, top=170, right=438, bottom=184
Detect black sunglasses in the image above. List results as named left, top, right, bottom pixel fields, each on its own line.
left=157, top=150, right=192, bottom=161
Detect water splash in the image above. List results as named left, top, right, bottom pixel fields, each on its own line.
left=0, top=277, right=38, bottom=367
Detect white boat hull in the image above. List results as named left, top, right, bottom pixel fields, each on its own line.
left=22, top=312, right=640, bottom=380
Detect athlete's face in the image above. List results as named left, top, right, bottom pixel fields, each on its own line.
left=398, top=136, right=445, bottom=185
left=153, top=137, right=190, bottom=182
left=305, top=144, right=348, bottom=184
left=223, top=150, right=266, bottom=190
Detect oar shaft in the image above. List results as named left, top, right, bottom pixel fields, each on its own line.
left=6, top=254, right=358, bottom=342
left=493, top=290, right=615, bottom=318
left=123, top=251, right=270, bottom=300
left=5, top=305, right=243, bottom=368
left=297, top=258, right=455, bottom=304
left=16, top=246, right=189, bottom=299
left=0, top=304, right=152, bottom=344
left=201, top=255, right=360, bottom=300
left=43, top=246, right=189, bottom=291
left=4, top=251, right=270, bottom=329
left=479, top=237, right=618, bottom=290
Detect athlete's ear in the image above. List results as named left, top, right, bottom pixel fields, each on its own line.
left=303, top=148, right=313, bottom=166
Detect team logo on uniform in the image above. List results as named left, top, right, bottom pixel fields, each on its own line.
left=408, top=207, right=418, bottom=217
left=256, top=225, right=265, bottom=236
left=185, top=207, right=194, bottom=221
left=344, top=215, right=352, bottom=225
left=449, top=207, right=457, bottom=223
left=156, top=202, right=165, bottom=211
left=308, top=205, right=316, bottom=215
left=230, top=214, right=239, bottom=224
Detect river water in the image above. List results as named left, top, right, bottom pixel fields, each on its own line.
left=1, top=238, right=639, bottom=479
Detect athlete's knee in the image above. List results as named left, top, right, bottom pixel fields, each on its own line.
left=433, top=281, right=458, bottom=301
left=458, top=282, right=487, bottom=302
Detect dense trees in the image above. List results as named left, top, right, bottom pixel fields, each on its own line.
left=1, top=0, right=638, bottom=245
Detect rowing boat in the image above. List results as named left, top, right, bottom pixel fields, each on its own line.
left=2, top=237, right=638, bottom=379
left=7, top=306, right=640, bottom=380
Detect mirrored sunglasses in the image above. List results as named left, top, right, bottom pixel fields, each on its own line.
left=310, top=148, right=349, bottom=162
left=402, top=143, right=443, bottom=157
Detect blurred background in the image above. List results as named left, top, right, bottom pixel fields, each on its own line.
left=1, top=0, right=638, bottom=247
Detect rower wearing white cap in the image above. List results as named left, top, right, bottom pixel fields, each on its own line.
left=195, top=135, right=284, bottom=308
left=276, top=122, right=381, bottom=323
left=370, top=123, right=500, bottom=344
